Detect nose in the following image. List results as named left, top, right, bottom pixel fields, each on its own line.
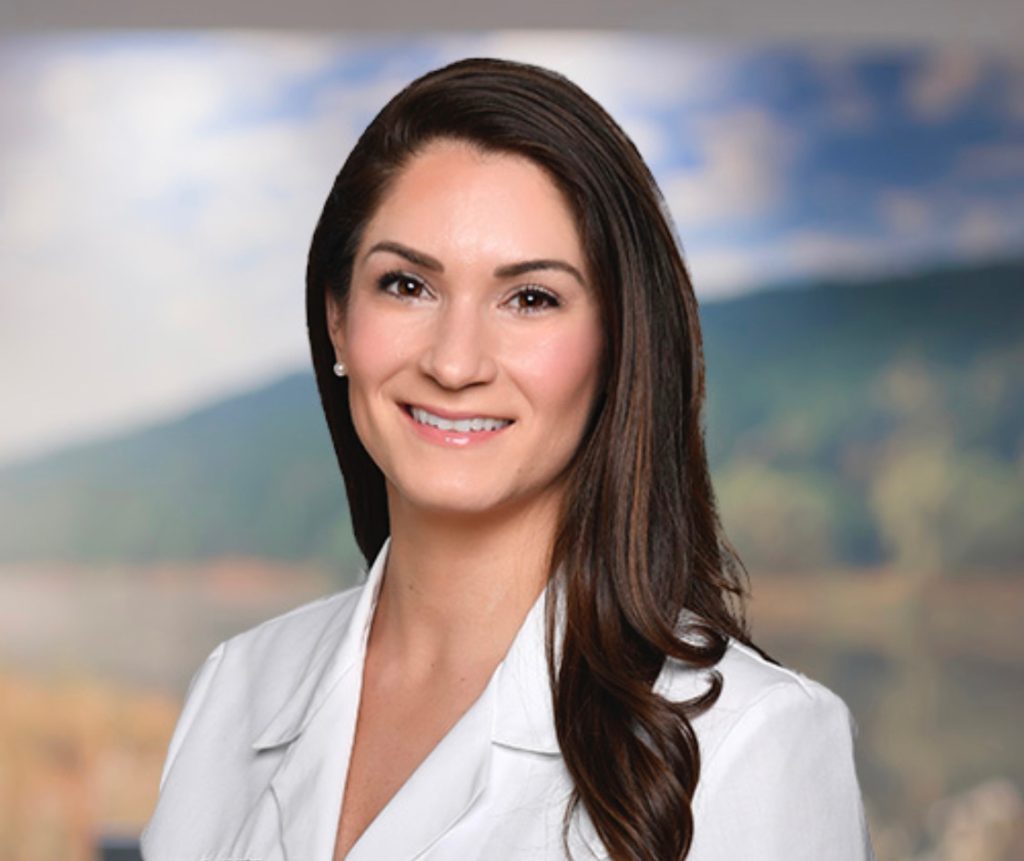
left=418, top=295, right=498, bottom=389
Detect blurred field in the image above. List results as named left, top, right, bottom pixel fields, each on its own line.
left=753, top=569, right=1024, bottom=859
left=0, top=668, right=177, bottom=861
left=0, top=558, right=334, bottom=693
left=1, top=560, right=1021, bottom=860
left=0, top=558, right=333, bottom=860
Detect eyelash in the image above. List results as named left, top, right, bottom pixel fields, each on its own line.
left=375, top=270, right=561, bottom=314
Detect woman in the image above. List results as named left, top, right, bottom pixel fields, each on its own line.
left=142, top=57, right=875, bottom=860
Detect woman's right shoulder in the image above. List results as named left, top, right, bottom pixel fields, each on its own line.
left=228, top=579, right=364, bottom=649
left=196, top=578, right=367, bottom=682
left=152, top=580, right=369, bottom=789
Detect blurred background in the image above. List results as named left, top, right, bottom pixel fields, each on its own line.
left=0, top=24, right=1022, bottom=861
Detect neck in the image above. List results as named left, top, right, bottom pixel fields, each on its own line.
left=371, top=485, right=562, bottom=677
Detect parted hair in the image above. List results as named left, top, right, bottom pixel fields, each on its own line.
left=305, top=56, right=766, bottom=860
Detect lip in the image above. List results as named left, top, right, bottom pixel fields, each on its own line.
left=403, top=402, right=514, bottom=422
left=400, top=402, right=514, bottom=448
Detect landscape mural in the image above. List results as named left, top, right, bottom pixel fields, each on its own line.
left=0, top=32, right=1022, bottom=860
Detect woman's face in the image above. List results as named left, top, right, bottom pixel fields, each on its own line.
left=326, top=138, right=604, bottom=521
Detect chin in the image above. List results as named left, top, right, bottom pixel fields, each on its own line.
left=411, top=491, right=510, bottom=518
left=385, top=474, right=504, bottom=515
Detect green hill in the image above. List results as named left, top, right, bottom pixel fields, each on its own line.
left=0, top=373, right=354, bottom=565
left=702, top=257, right=1024, bottom=465
left=702, top=257, right=1024, bottom=571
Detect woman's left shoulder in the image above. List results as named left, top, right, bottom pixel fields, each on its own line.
left=655, top=634, right=860, bottom=765
left=657, top=636, right=876, bottom=859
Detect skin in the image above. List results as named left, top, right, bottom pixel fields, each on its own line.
left=325, top=138, right=604, bottom=858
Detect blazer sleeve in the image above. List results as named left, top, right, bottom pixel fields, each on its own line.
left=155, top=641, right=226, bottom=791
left=688, top=680, right=876, bottom=861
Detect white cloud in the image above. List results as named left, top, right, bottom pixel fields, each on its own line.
left=684, top=246, right=764, bottom=300
left=805, top=45, right=877, bottom=131
left=0, top=35, right=411, bottom=465
left=617, top=113, right=671, bottom=169
left=662, top=107, right=801, bottom=228
left=428, top=32, right=742, bottom=170
left=953, top=142, right=1024, bottom=180
left=955, top=204, right=1010, bottom=257
left=434, top=32, right=741, bottom=112
left=782, top=230, right=884, bottom=273
left=690, top=227, right=953, bottom=301
left=905, top=47, right=983, bottom=122
left=877, top=188, right=932, bottom=235
left=685, top=228, right=925, bottom=300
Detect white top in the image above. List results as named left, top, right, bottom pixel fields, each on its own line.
left=141, top=536, right=876, bottom=860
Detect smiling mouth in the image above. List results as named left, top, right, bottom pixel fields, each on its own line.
left=403, top=404, right=514, bottom=433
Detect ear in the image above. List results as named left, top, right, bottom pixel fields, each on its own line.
left=325, top=291, right=346, bottom=358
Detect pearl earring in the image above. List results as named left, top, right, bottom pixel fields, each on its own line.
left=333, top=361, right=347, bottom=378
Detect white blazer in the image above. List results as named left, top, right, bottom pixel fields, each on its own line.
left=141, top=536, right=876, bottom=860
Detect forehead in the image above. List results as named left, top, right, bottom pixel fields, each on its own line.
left=358, top=139, right=585, bottom=265
left=394, top=138, right=557, bottom=194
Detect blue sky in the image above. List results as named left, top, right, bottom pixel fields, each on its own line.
left=1, top=33, right=1022, bottom=465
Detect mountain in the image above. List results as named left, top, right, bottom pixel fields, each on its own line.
left=1, top=256, right=1021, bottom=569
left=701, top=256, right=1024, bottom=466
left=0, top=373, right=354, bottom=565
left=699, top=257, right=1024, bottom=571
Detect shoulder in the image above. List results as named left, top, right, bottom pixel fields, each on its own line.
left=659, top=639, right=874, bottom=859
left=160, top=581, right=366, bottom=766
left=657, top=636, right=858, bottom=773
left=215, top=580, right=364, bottom=669
left=191, top=579, right=365, bottom=696
left=149, top=578, right=372, bottom=805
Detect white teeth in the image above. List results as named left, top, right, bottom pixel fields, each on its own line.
left=410, top=406, right=511, bottom=432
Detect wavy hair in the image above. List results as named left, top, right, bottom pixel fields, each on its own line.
left=305, top=56, right=766, bottom=861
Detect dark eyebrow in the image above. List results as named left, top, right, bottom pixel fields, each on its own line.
left=363, top=240, right=587, bottom=287
left=364, top=241, right=443, bottom=272
left=495, top=259, right=586, bottom=287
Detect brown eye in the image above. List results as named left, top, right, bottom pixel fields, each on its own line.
left=511, top=287, right=560, bottom=314
left=377, top=270, right=427, bottom=299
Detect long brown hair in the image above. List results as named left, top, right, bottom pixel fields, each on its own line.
left=306, top=56, right=765, bottom=861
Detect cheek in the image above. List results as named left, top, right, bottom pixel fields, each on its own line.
left=344, top=300, right=409, bottom=382
left=342, top=302, right=413, bottom=455
left=514, top=320, right=603, bottom=421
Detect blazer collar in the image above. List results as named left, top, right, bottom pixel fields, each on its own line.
left=252, top=534, right=563, bottom=756
left=251, top=536, right=388, bottom=751
left=491, top=572, right=563, bottom=754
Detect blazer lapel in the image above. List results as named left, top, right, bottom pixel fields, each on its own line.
left=345, top=675, right=497, bottom=860
left=260, top=531, right=503, bottom=861
left=491, top=577, right=562, bottom=755
left=268, top=681, right=364, bottom=860
left=345, top=580, right=563, bottom=860
left=247, top=542, right=607, bottom=861
left=255, top=537, right=392, bottom=860
left=491, top=578, right=616, bottom=861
